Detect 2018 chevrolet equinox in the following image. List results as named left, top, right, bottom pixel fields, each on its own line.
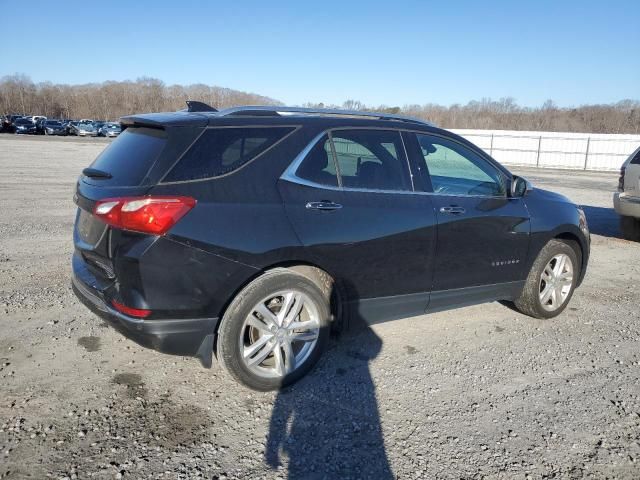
left=72, top=102, right=590, bottom=390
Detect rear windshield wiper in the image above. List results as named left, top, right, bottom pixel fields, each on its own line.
left=82, top=168, right=112, bottom=179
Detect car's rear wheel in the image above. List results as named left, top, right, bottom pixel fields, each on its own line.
left=216, top=269, right=330, bottom=390
left=514, top=239, right=579, bottom=319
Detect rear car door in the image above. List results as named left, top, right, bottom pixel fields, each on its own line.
left=405, top=132, right=530, bottom=298
left=278, top=129, right=437, bottom=322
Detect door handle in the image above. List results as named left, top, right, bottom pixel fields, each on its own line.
left=306, top=201, right=343, bottom=211
left=439, top=206, right=466, bottom=215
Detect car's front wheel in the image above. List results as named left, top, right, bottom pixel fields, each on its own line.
left=216, top=269, right=331, bottom=390
left=515, top=239, right=579, bottom=319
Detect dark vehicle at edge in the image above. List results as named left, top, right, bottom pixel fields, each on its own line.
left=2, top=114, right=24, bottom=133
left=71, top=103, right=591, bottom=390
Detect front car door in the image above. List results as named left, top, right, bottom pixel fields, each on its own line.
left=278, top=128, right=437, bottom=323
left=404, top=131, right=531, bottom=310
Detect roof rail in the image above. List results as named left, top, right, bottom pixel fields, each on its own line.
left=215, top=105, right=435, bottom=126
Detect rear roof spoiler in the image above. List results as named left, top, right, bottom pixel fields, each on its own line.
left=120, top=111, right=210, bottom=128
left=185, top=101, right=217, bottom=113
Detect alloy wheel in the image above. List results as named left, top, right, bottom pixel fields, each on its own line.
left=539, top=253, right=574, bottom=311
left=239, top=290, right=320, bottom=378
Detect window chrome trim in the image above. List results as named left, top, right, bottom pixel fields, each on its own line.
left=326, top=130, right=343, bottom=188
left=281, top=127, right=516, bottom=200
left=399, top=131, right=415, bottom=191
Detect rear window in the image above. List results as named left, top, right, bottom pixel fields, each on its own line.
left=163, top=127, right=295, bottom=182
left=86, top=127, right=166, bottom=185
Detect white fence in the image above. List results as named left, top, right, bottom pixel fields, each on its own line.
left=451, top=129, right=640, bottom=171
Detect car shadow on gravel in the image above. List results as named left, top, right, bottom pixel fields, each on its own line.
left=580, top=205, right=626, bottom=239
left=265, top=315, right=393, bottom=479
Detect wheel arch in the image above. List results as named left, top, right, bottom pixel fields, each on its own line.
left=554, top=230, right=587, bottom=286
left=214, top=260, right=346, bottom=338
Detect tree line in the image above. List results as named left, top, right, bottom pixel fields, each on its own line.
left=0, top=74, right=278, bottom=122
left=1, top=74, right=638, bottom=134
left=316, top=98, right=640, bottom=134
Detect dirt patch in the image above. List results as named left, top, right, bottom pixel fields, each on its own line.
left=77, top=336, right=101, bottom=352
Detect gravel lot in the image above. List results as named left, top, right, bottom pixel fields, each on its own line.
left=1, top=135, right=639, bottom=480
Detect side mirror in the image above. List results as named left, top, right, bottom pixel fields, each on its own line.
left=511, top=176, right=533, bottom=197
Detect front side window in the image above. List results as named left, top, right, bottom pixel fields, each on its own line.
left=415, top=134, right=506, bottom=196
left=164, top=126, right=294, bottom=182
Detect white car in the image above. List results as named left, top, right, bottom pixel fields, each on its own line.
left=614, top=146, right=640, bottom=239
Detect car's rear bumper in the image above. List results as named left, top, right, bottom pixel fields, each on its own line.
left=71, top=271, right=217, bottom=368
left=614, top=192, right=640, bottom=218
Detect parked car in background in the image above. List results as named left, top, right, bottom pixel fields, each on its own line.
left=43, top=119, right=67, bottom=136
left=1, top=115, right=23, bottom=133
left=93, top=121, right=106, bottom=132
left=14, top=118, right=38, bottom=134
left=35, top=118, right=48, bottom=135
left=69, top=120, right=97, bottom=137
left=98, top=122, right=121, bottom=137
left=72, top=103, right=590, bottom=390
left=66, top=121, right=79, bottom=135
left=24, top=115, right=47, bottom=124
left=614, top=146, right=640, bottom=240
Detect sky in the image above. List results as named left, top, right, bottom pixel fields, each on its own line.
left=1, top=0, right=639, bottom=107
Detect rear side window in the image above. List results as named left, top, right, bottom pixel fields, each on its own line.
left=87, top=127, right=166, bottom=186
left=295, top=135, right=338, bottom=187
left=295, top=130, right=411, bottom=191
left=331, top=130, right=411, bottom=191
left=164, top=127, right=295, bottom=182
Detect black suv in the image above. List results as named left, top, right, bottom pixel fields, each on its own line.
left=72, top=103, right=590, bottom=390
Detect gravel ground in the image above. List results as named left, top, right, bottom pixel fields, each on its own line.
left=1, top=135, right=639, bottom=480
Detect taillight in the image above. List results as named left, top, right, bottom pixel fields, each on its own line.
left=111, top=299, right=151, bottom=318
left=618, top=166, right=626, bottom=192
left=93, top=196, right=196, bottom=235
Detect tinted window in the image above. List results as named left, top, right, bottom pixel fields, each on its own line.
left=87, top=127, right=166, bottom=186
left=631, top=148, right=640, bottom=165
left=164, top=127, right=294, bottom=182
left=330, top=130, right=411, bottom=191
left=295, top=135, right=338, bottom=187
left=415, top=134, right=506, bottom=196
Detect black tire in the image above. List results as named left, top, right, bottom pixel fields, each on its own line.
left=620, top=216, right=640, bottom=241
left=216, top=268, right=331, bottom=391
left=514, top=239, right=579, bottom=319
